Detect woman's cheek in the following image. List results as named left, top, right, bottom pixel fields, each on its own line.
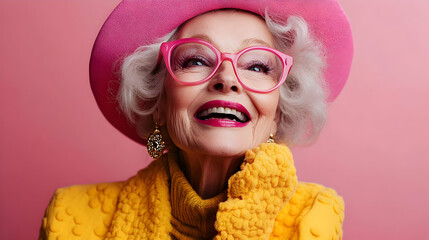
left=166, top=108, right=192, bottom=149
left=252, top=92, right=280, bottom=119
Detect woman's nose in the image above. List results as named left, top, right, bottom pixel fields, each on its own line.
left=208, top=61, right=242, bottom=93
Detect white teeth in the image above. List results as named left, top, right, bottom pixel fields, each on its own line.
left=198, top=107, right=248, bottom=122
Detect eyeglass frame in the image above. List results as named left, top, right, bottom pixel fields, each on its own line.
left=158, top=38, right=293, bottom=93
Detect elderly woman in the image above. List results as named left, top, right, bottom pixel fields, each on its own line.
left=40, top=0, right=352, bottom=239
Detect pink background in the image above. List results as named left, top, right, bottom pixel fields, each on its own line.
left=1, top=0, right=428, bottom=239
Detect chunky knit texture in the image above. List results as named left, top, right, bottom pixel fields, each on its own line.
left=215, top=143, right=297, bottom=239
left=40, top=143, right=344, bottom=240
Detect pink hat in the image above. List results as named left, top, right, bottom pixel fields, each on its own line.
left=90, top=0, right=353, bottom=145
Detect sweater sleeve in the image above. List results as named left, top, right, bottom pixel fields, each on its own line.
left=39, top=183, right=122, bottom=240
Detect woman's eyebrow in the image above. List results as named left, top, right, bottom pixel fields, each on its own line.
left=184, top=35, right=273, bottom=50
left=187, top=34, right=213, bottom=43
left=241, top=38, right=273, bottom=48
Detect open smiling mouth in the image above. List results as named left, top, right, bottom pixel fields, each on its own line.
left=194, top=100, right=251, bottom=127
left=196, top=107, right=249, bottom=123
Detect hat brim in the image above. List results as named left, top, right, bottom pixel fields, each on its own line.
left=90, top=0, right=353, bottom=145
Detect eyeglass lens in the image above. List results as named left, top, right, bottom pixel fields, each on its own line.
left=170, top=43, right=283, bottom=91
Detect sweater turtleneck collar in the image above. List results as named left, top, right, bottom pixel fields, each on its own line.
left=105, top=143, right=297, bottom=240
left=168, top=148, right=227, bottom=239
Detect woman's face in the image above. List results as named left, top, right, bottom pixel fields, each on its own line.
left=158, top=10, right=280, bottom=158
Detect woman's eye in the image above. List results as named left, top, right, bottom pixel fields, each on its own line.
left=248, top=64, right=270, bottom=73
left=185, top=58, right=205, bottom=67
left=180, top=55, right=212, bottom=69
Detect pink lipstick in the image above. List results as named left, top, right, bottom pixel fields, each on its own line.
left=194, top=100, right=251, bottom=127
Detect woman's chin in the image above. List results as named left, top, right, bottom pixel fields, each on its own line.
left=200, top=143, right=247, bottom=158
left=187, top=134, right=257, bottom=158
left=169, top=123, right=266, bottom=158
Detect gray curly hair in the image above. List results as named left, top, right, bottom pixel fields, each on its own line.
left=118, top=11, right=327, bottom=146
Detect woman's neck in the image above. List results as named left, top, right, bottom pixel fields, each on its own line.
left=178, top=150, right=243, bottom=199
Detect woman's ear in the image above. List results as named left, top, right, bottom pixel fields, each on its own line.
left=271, top=122, right=278, bottom=137
left=153, top=91, right=167, bottom=126
left=152, top=106, right=166, bottom=126
left=271, top=108, right=280, bottom=134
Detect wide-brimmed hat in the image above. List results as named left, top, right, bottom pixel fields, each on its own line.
left=89, top=0, right=353, bottom=145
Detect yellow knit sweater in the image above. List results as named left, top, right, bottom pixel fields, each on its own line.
left=40, top=143, right=344, bottom=240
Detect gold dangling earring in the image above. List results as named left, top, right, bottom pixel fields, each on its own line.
left=267, top=133, right=275, bottom=143
left=147, top=122, right=165, bottom=158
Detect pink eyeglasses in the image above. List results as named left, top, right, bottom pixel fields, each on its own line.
left=159, top=38, right=293, bottom=93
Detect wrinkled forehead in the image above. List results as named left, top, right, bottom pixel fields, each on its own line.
left=175, top=9, right=276, bottom=49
